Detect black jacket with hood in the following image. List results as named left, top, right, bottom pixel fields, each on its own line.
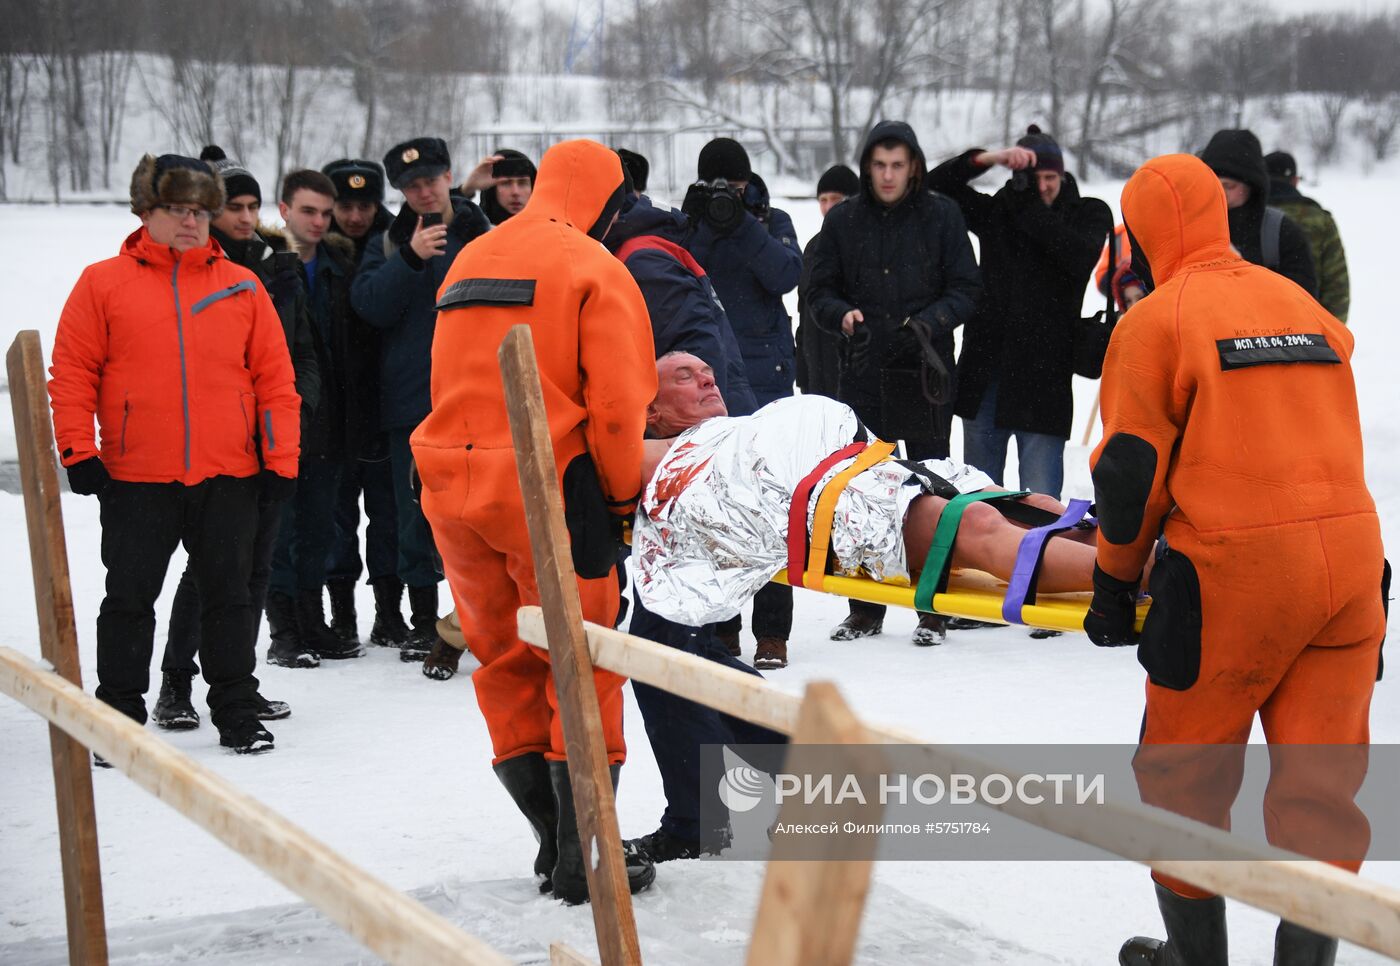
left=1195, top=130, right=1317, bottom=298
left=927, top=149, right=1113, bottom=439
left=806, top=121, right=981, bottom=414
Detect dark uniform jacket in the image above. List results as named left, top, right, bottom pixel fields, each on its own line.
left=302, top=234, right=377, bottom=460
left=350, top=194, right=491, bottom=431
left=928, top=150, right=1113, bottom=439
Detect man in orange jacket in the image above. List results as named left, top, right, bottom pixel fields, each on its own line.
left=411, top=139, right=657, bottom=902
left=1084, top=154, right=1387, bottom=966
left=49, top=154, right=302, bottom=756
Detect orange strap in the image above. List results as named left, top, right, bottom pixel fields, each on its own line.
left=803, top=441, right=897, bottom=591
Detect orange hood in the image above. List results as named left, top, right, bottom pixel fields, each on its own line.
left=516, top=138, right=628, bottom=241
left=1120, top=154, right=1238, bottom=286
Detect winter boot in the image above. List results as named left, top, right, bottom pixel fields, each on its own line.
left=152, top=671, right=200, bottom=730
left=628, top=826, right=705, bottom=863
left=422, top=636, right=467, bottom=681
left=218, top=718, right=275, bottom=755
left=549, top=760, right=656, bottom=904
left=326, top=577, right=358, bottom=643
left=1119, top=882, right=1228, bottom=966
left=1029, top=628, right=1063, bottom=640
left=369, top=577, right=411, bottom=648
left=253, top=692, right=291, bottom=720
left=265, top=592, right=319, bottom=669
left=946, top=617, right=999, bottom=631
left=1274, top=920, right=1338, bottom=966
left=494, top=752, right=559, bottom=893
left=297, top=589, right=364, bottom=660
left=753, top=637, right=788, bottom=669
left=401, top=584, right=442, bottom=662
left=718, top=630, right=742, bottom=658
left=829, top=611, right=883, bottom=641
left=911, top=613, right=946, bottom=647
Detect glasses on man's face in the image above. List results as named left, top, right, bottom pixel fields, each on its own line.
left=158, top=204, right=213, bottom=223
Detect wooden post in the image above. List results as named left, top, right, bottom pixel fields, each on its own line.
left=6, top=330, right=108, bottom=966
left=1080, top=387, right=1101, bottom=447
left=498, top=325, right=642, bottom=966
left=550, top=943, right=601, bottom=966
left=0, top=647, right=513, bottom=966
left=747, top=683, right=881, bottom=966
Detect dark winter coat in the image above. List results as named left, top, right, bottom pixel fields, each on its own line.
left=212, top=224, right=321, bottom=429
left=1195, top=130, right=1318, bottom=298
left=606, top=194, right=758, bottom=416
left=795, top=229, right=844, bottom=398
left=330, top=204, right=394, bottom=267
left=806, top=121, right=982, bottom=411
left=927, top=150, right=1113, bottom=439
left=301, top=233, right=378, bottom=460
left=351, top=193, right=492, bottom=431
left=685, top=173, right=803, bottom=406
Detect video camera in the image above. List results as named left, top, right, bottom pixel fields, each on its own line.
left=682, top=178, right=747, bottom=235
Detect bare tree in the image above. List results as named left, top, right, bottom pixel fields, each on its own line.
left=94, top=48, right=134, bottom=188
left=1354, top=95, right=1400, bottom=161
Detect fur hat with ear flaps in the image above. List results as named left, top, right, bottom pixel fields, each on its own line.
left=129, top=153, right=226, bottom=217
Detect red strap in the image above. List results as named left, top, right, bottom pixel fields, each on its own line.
left=615, top=234, right=708, bottom=278
left=786, top=442, right=868, bottom=588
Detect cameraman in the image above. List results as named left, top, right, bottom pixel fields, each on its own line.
left=684, top=138, right=802, bottom=670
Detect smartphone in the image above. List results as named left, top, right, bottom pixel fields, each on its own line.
left=420, top=211, right=444, bottom=229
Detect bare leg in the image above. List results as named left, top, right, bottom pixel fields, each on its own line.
left=903, top=494, right=1097, bottom=593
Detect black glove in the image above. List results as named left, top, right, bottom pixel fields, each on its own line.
left=844, top=324, right=874, bottom=371
left=66, top=457, right=110, bottom=496
left=266, top=262, right=302, bottom=310
left=1083, top=563, right=1141, bottom=647
left=259, top=470, right=297, bottom=505
left=879, top=323, right=921, bottom=367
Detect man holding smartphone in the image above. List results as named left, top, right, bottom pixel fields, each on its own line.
left=351, top=137, right=492, bottom=663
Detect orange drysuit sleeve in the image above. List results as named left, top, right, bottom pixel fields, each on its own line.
left=579, top=258, right=657, bottom=514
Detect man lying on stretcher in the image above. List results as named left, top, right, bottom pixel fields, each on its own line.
left=633, top=352, right=1102, bottom=642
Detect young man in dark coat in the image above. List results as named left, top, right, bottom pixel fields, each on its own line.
left=265, top=169, right=371, bottom=666
left=153, top=147, right=312, bottom=729
left=478, top=148, right=536, bottom=225
left=685, top=138, right=803, bottom=669
left=321, top=158, right=407, bottom=649
left=1197, top=129, right=1317, bottom=298
left=350, top=137, right=492, bottom=661
left=806, top=120, right=982, bottom=646
left=928, top=126, right=1113, bottom=501
left=796, top=164, right=860, bottom=399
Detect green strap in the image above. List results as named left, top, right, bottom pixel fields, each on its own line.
left=913, top=491, right=1031, bottom=612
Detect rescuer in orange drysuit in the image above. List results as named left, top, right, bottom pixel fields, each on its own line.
left=1084, top=153, right=1388, bottom=966
left=410, top=139, right=657, bottom=904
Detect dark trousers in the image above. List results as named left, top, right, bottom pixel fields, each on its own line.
left=843, top=395, right=951, bottom=624
left=163, top=498, right=284, bottom=675
left=270, top=456, right=345, bottom=597
left=387, top=427, right=441, bottom=588
left=629, top=592, right=786, bottom=842
left=95, top=476, right=261, bottom=730
left=715, top=581, right=793, bottom=641
left=325, top=452, right=399, bottom=584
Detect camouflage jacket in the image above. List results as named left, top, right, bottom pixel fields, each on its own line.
left=1270, top=181, right=1350, bottom=322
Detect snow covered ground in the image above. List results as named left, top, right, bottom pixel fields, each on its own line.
left=0, top=172, right=1396, bottom=964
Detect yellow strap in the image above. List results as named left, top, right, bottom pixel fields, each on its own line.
left=803, top=441, right=897, bottom=591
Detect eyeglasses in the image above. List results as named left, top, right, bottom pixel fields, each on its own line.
left=157, top=204, right=213, bottom=222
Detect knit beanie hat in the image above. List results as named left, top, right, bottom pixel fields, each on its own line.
left=1265, top=150, right=1298, bottom=180
left=698, top=137, right=751, bottom=183
left=1015, top=125, right=1064, bottom=173
left=199, top=145, right=260, bottom=204
left=816, top=164, right=859, bottom=198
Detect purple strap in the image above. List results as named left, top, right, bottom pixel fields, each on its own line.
left=1002, top=499, right=1094, bottom=624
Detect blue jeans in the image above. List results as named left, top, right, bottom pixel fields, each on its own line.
left=961, top=382, right=1066, bottom=499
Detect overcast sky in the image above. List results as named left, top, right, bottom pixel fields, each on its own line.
left=1247, top=0, right=1395, bottom=11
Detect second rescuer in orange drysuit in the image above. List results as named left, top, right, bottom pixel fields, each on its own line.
left=410, top=139, right=657, bottom=902
left=1084, top=153, right=1387, bottom=966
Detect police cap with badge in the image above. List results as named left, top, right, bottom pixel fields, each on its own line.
left=383, top=137, right=451, bottom=190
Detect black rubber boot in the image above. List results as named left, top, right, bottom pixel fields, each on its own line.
left=1119, top=882, right=1228, bottom=966
left=401, top=584, right=442, bottom=662
left=297, top=589, right=364, bottom=660
left=494, top=752, right=558, bottom=893
left=326, top=577, right=358, bottom=642
left=265, top=592, right=319, bottom=668
left=548, top=760, right=656, bottom=904
left=1274, top=920, right=1338, bottom=966
left=369, top=577, right=411, bottom=647
left=152, top=671, right=200, bottom=730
